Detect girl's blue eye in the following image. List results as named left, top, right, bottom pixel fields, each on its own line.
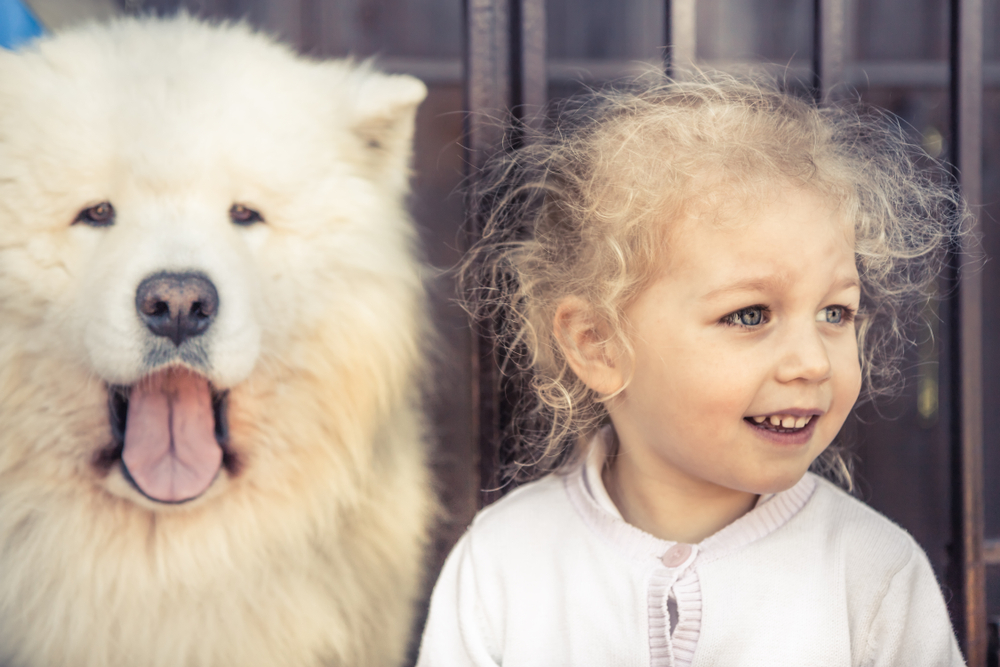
left=818, top=306, right=844, bottom=324
left=725, top=306, right=767, bottom=328
left=738, top=307, right=763, bottom=326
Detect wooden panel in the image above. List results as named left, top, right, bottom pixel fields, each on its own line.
left=984, top=538, right=1000, bottom=566
left=547, top=0, right=660, bottom=60
left=258, top=0, right=303, bottom=48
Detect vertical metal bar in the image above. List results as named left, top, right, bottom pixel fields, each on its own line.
left=512, top=0, right=547, bottom=126
left=948, top=0, right=986, bottom=662
left=664, top=0, right=696, bottom=77
left=812, top=0, right=846, bottom=99
left=464, top=0, right=511, bottom=507
left=466, top=0, right=511, bottom=157
left=465, top=0, right=547, bottom=506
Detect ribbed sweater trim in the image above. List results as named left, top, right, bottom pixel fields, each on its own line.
left=564, top=460, right=817, bottom=667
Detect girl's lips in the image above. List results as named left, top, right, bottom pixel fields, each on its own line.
left=744, top=413, right=819, bottom=446
left=749, top=408, right=823, bottom=418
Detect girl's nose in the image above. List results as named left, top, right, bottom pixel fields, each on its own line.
left=775, top=324, right=833, bottom=383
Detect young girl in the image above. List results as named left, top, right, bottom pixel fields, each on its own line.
left=419, top=73, right=967, bottom=666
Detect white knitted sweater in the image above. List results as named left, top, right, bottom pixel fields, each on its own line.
left=417, top=443, right=964, bottom=667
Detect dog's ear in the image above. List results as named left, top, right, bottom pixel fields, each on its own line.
left=350, top=71, right=427, bottom=189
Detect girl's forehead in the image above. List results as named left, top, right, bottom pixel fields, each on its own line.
left=660, top=184, right=855, bottom=270
left=676, top=180, right=850, bottom=235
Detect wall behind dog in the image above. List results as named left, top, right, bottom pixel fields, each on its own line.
left=16, top=0, right=1000, bottom=659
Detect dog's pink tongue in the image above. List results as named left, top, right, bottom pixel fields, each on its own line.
left=122, top=370, right=222, bottom=503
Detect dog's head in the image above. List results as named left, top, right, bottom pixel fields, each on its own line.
left=0, top=16, right=427, bottom=508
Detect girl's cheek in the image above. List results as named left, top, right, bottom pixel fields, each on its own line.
left=835, top=342, right=864, bottom=402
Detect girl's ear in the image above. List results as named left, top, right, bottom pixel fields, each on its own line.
left=553, top=296, right=626, bottom=396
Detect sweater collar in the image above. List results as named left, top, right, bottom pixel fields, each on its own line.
left=568, top=427, right=818, bottom=567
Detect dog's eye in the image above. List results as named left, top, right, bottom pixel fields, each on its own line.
left=230, top=204, right=264, bottom=226
left=73, top=202, right=115, bottom=227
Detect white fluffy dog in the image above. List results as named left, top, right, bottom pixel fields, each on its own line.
left=0, top=15, right=434, bottom=667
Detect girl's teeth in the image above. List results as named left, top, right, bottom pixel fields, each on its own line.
left=752, top=414, right=814, bottom=429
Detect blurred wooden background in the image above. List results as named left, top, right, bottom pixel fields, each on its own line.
left=18, top=0, right=1000, bottom=661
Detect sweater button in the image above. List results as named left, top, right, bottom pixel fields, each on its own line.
left=661, top=543, right=692, bottom=568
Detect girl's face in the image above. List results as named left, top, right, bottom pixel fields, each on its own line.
left=607, top=186, right=862, bottom=496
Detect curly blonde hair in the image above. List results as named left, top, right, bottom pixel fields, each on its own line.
left=462, top=71, right=968, bottom=488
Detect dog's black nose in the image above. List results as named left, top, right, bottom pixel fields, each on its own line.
left=135, top=272, right=219, bottom=346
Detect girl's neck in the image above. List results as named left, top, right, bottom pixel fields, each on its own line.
left=602, top=448, right=758, bottom=544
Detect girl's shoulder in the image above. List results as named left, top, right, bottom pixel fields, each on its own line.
left=807, top=475, right=917, bottom=537
left=799, top=477, right=961, bottom=662
left=797, top=474, right=929, bottom=574
left=445, top=469, right=610, bottom=597
left=467, top=472, right=580, bottom=545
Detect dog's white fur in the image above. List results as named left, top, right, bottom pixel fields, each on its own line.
left=0, top=16, right=433, bottom=667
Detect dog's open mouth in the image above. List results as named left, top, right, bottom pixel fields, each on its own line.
left=99, top=368, right=235, bottom=504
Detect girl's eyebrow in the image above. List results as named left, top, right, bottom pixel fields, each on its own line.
left=701, top=275, right=792, bottom=300
left=701, top=275, right=861, bottom=300
left=830, top=276, right=863, bottom=292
